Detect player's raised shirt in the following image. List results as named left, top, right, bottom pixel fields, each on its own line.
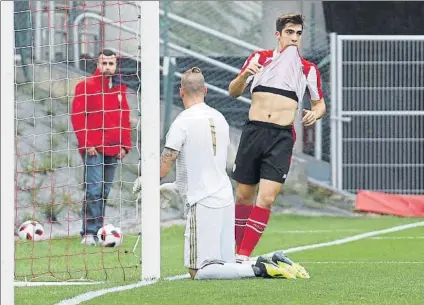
left=239, top=46, right=323, bottom=102
left=165, top=103, right=233, bottom=207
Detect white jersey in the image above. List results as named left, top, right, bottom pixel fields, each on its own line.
left=165, top=103, right=233, bottom=207
left=241, top=46, right=323, bottom=103
left=250, top=46, right=305, bottom=102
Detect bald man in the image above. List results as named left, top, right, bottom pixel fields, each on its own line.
left=157, top=67, right=295, bottom=280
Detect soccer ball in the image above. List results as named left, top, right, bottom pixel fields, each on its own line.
left=17, top=220, right=44, bottom=241
left=97, top=224, right=123, bottom=247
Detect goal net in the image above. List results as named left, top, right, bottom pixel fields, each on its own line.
left=8, top=0, right=160, bottom=289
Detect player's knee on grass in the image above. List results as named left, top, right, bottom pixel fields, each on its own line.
left=235, top=183, right=256, bottom=205
left=256, top=179, right=283, bottom=209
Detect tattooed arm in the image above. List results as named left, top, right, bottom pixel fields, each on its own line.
left=160, top=147, right=179, bottom=178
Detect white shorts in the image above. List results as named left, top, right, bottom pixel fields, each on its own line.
left=184, top=201, right=235, bottom=269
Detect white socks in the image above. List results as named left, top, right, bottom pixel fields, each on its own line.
left=235, top=254, right=252, bottom=264
left=194, top=262, right=256, bottom=280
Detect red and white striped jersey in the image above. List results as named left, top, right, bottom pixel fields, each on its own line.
left=239, top=46, right=323, bottom=101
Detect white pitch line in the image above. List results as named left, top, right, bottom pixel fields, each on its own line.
left=269, top=229, right=363, bottom=234
left=15, top=281, right=106, bottom=287
left=55, top=221, right=424, bottom=305
left=298, top=261, right=424, bottom=264
left=369, top=236, right=424, bottom=240
left=55, top=279, right=158, bottom=305
left=257, top=221, right=424, bottom=258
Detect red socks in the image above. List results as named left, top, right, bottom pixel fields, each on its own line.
left=235, top=204, right=253, bottom=253
left=237, top=205, right=271, bottom=257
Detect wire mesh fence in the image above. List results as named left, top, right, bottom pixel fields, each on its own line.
left=13, top=0, right=142, bottom=282
left=336, top=37, right=424, bottom=194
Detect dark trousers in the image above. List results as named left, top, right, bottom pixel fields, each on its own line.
left=81, top=153, right=118, bottom=236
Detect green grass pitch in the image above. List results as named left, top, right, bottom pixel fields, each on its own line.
left=15, top=214, right=424, bottom=305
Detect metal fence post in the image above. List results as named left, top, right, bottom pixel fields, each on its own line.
left=163, top=57, right=176, bottom=140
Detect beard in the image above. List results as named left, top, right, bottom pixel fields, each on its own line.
left=103, top=70, right=114, bottom=76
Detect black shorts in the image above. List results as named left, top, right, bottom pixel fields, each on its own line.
left=232, top=120, right=295, bottom=185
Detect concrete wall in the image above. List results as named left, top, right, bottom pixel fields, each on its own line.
left=103, top=2, right=140, bottom=56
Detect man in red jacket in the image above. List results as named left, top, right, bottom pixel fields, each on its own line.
left=71, top=49, right=132, bottom=245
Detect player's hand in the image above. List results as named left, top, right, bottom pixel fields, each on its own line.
left=133, top=178, right=181, bottom=208
left=159, top=182, right=180, bottom=209
left=302, top=109, right=317, bottom=126
left=86, top=147, right=98, bottom=156
left=133, top=176, right=142, bottom=200
left=243, top=54, right=262, bottom=76
left=116, top=148, right=127, bottom=160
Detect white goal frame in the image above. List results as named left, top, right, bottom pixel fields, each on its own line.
left=1, top=2, right=16, bottom=305
left=139, top=1, right=161, bottom=281
left=4, top=1, right=161, bottom=299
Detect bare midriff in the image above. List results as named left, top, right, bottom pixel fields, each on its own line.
left=249, top=92, right=298, bottom=126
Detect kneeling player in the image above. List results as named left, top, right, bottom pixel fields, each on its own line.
left=135, top=67, right=297, bottom=280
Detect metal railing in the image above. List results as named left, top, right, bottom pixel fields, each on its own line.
left=72, top=13, right=243, bottom=77
left=126, top=1, right=263, bottom=53
left=71, top=12, right=251, bottom=106
left=158, top=9, right=262, bottom=52
left=107, top=47, right=251, bottom=104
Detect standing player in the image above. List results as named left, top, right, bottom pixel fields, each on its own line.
left=228, top=13, right=326, bottom=267
left=134, top=67, right=297, bottom=280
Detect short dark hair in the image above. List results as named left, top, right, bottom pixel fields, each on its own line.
left=276, top=13, right=305, bottom=32
left=98, top=49, right=116, bottom=57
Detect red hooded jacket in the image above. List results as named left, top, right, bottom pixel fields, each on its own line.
left=71, top=69, right=132, bottom=157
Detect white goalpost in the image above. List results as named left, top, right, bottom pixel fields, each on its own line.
left=139, top=1, right=161, bottom=281
left=1, top=2, right=16, bottom=304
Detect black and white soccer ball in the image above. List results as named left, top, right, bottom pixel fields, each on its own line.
left=18, top=220, right=44, bottom=241
left=97, top=224, right=123, bottom=247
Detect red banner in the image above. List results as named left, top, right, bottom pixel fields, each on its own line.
left=355, top=190, right=424, bottom=217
